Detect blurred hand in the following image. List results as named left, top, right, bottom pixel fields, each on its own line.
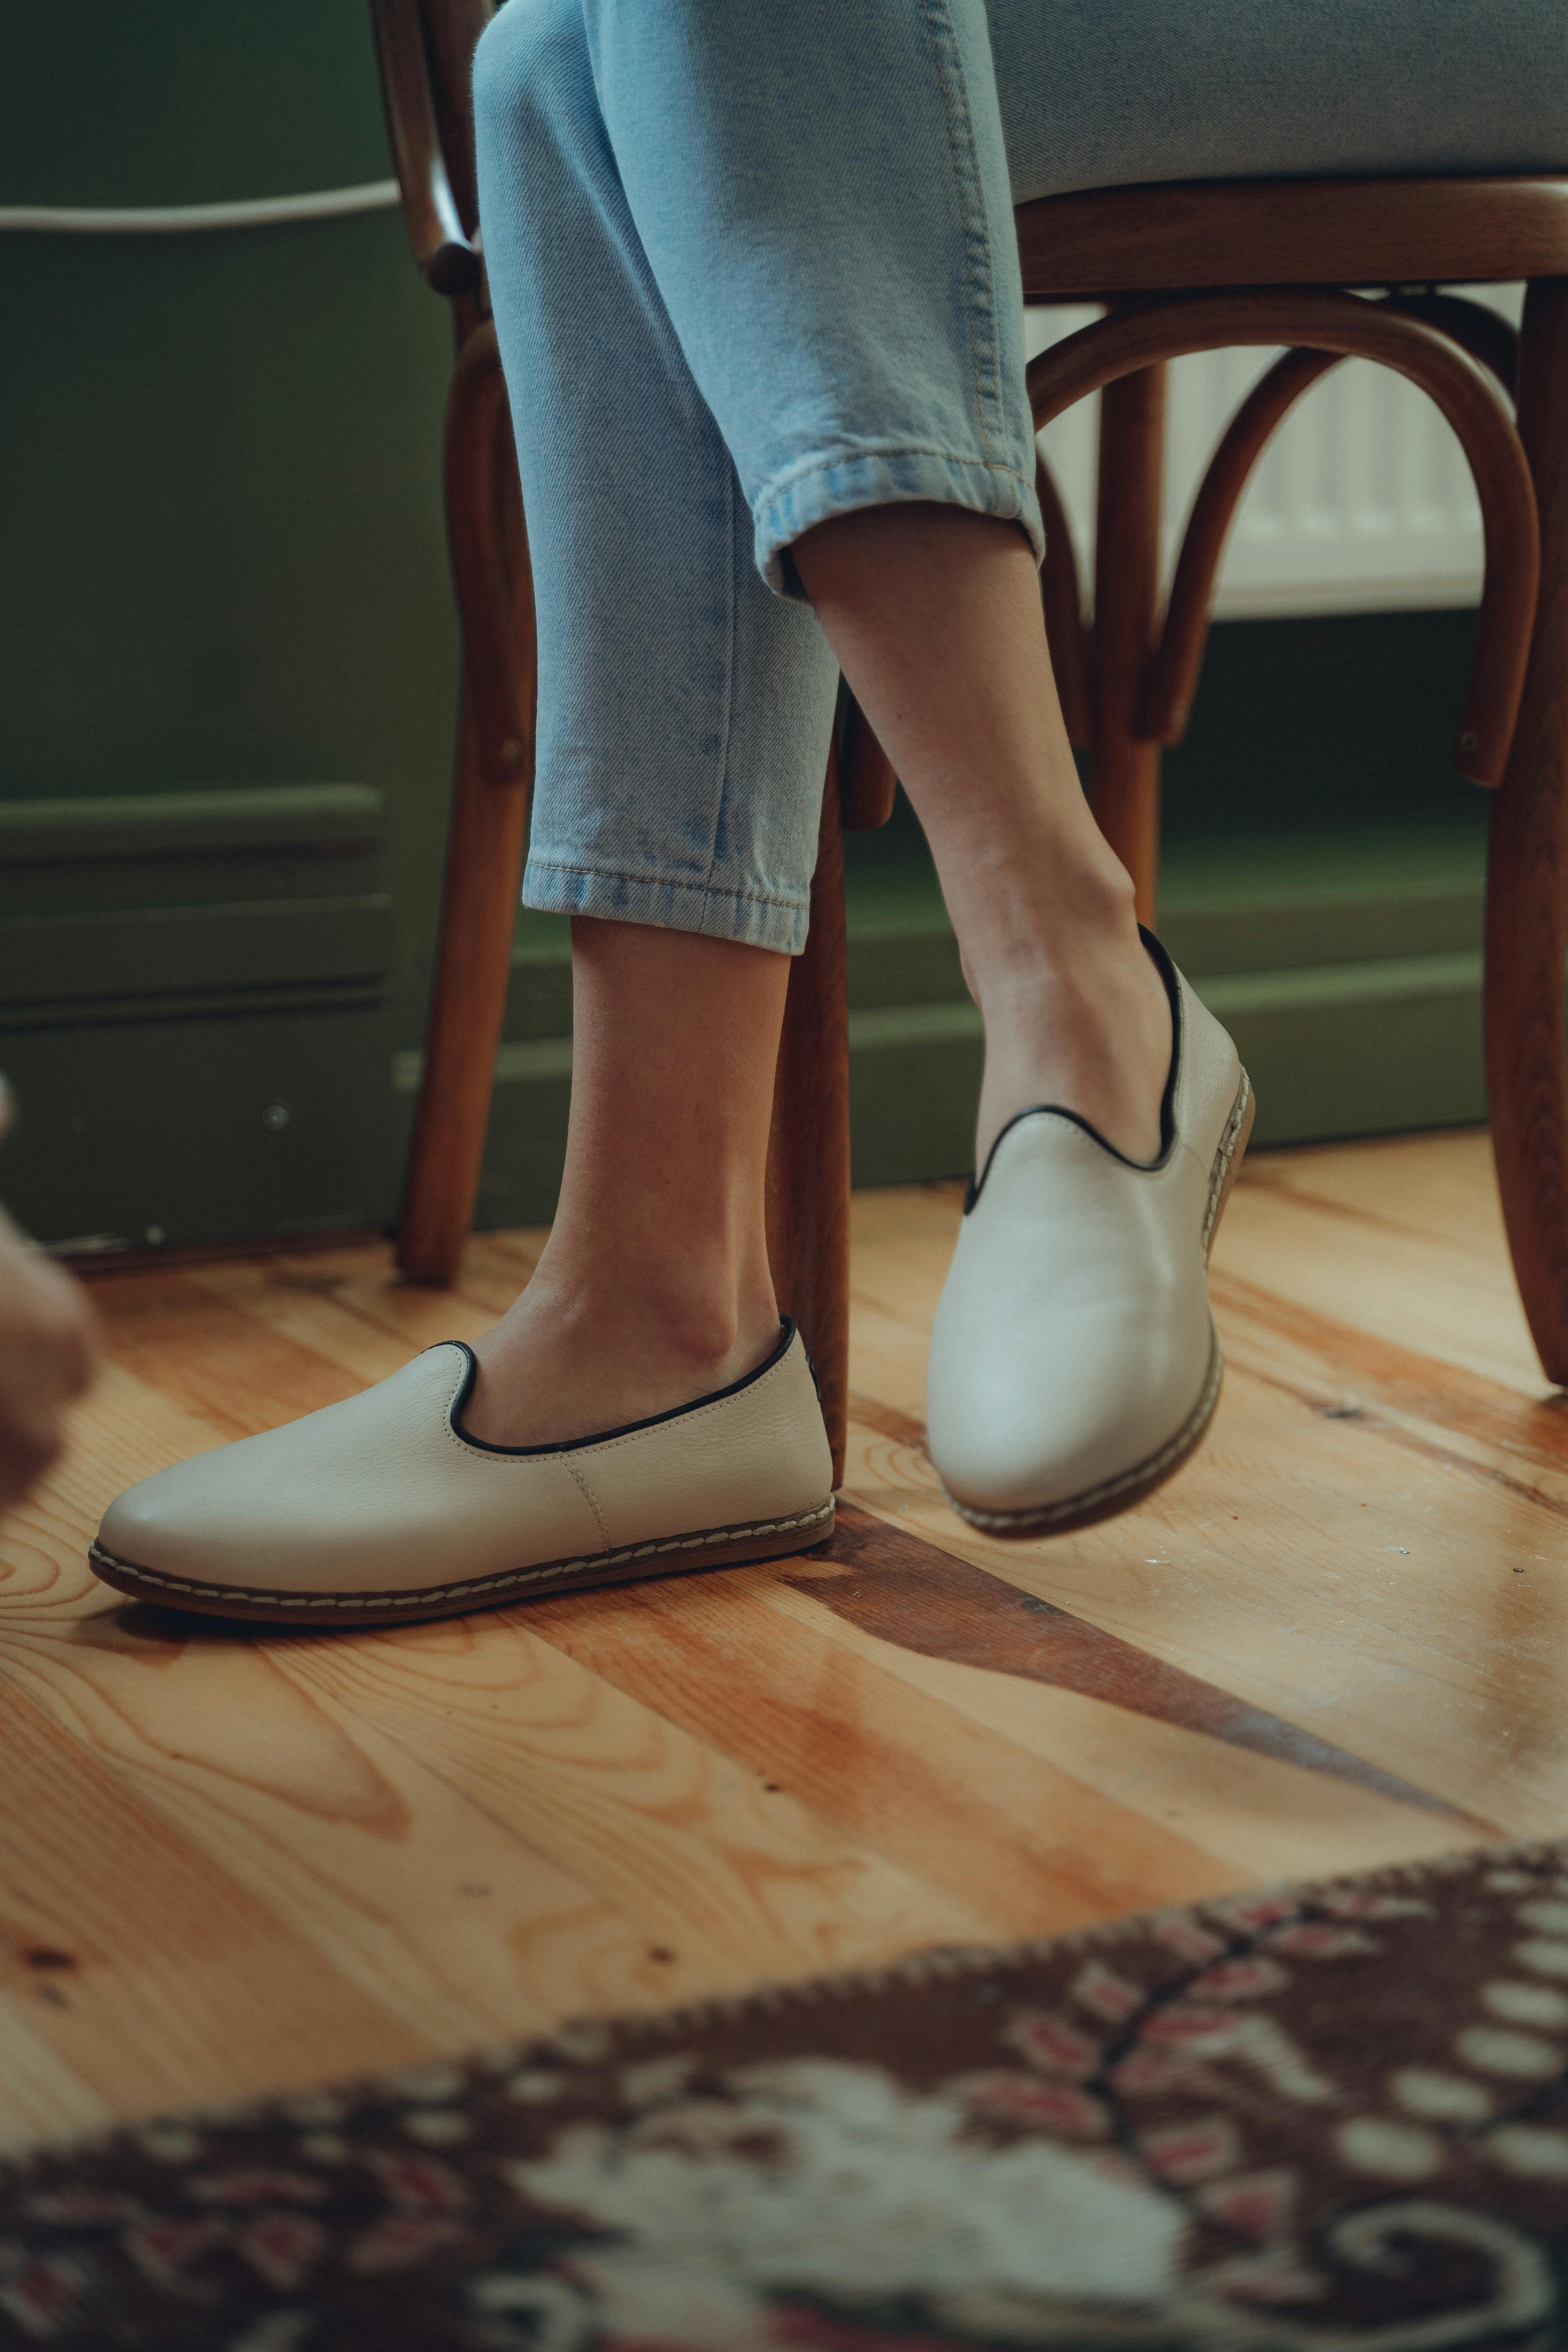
left=0, top=1084, right=100, bottom=1513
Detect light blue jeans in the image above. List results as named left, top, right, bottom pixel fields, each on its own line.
left=473, top=0, right=1568, bottom=955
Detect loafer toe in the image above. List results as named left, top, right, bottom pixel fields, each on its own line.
left=935, top=1294, right=1215, bottom=1520
left=90, top=1323, right=834, bottom=1626
left=926, top=937, right=1251, bottom=1536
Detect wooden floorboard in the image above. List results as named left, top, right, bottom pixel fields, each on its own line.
left=2, top=1126, right=1563, bottom=2151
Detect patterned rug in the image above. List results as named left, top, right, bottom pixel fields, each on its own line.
left=4, top=1839, right=1568, bottom=2351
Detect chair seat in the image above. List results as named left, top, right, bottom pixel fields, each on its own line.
left=1016, top=174, right=1568, bottom=303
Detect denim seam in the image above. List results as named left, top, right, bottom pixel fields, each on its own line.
left=755, top=443, right=1034, bottom=517
left=525, top=857, right=806, bottom=916
left=919, top=0, right=1003, bottom=465
left=695, top=452, right=741, bottom=900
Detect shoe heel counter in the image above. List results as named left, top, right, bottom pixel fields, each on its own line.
left=581, top=1334, right=835, bottom=1553
left=1174, top=971, right=1243, bottom=1161
left=774, top=1334, right=838, bottom=1501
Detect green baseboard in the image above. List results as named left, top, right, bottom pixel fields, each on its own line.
left=0, top=785, right=382, bottom=868
left=387, top=814, right=1499, bottom=1231
left=1163, top=828, right=1492, bottom=1149
left=391, top=1038, right=573, bottom=1236
left=0, top=689, right=1517, bottom=1248
left=11, top=1008, right=397, bottom=1256
left=1202, top=952, right=1487, bottom=1145
left=0, top=784, right=398, bottom=1250
left=9, top=779, right=1503, bottom=1249
left=0, top=897, right=392, bottom=1030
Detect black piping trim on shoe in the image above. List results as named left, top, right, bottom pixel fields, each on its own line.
left=446, top=1314, right=800, bottom=1457
left=964, top=926, right=1183, bottom=1213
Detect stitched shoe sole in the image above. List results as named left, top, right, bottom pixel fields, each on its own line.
left=87, top=1497, right=836, bottom=1629
left=1203, top=1066, right=1255, bottom=1261
left=940, top=1069, right=1254, bottom=1541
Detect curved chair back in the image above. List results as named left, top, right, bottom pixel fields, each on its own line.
left=371, top=0, right=492, bottom=297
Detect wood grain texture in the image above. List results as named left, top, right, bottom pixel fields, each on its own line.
left=521, top=1566, right=1241, bottom=1940
left=1015, top=178, right=1552, bottom=1390
left=417, top=0, right=492, bottom=246
left=806, top=1502, right=1480, bottom=1821
left=1140, top=346, right=1341, bottom=744
left=1487, top=278, right=1568, bottom=1387
left=370, top=0, right=484, bottom=294
left=1015, top=174, right=1568, bottom=301
left=766, top=765, right=852, bottom=1484
left=1087, top=359, right=1165, bottom=921
left=394, top=684, right=532, bottom=1287
left=2, top=1131, right=1561, bottom=2147
left=0, top=1673, right=423, bottom=2143
left=1035, top=450, right=1094, bottom=750
left=1031, top=290, right=1537, bottom=791
left=443, top=325, right=534, bottom=795
left=395, top=318, right=534, bottom=1287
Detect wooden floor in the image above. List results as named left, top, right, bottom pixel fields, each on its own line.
left=3, top=1126, right=1564, bottom=2155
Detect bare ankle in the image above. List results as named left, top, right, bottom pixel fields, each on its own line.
left=971, top=921, right=1172, bottom=1169
left=636, top=1292, right=782, bottom=1383
left=464, top=1254, right=779, bottom=1449
left=511, top=1259, right=771, bottom=1367
left=962, top=863, right=1143, bottom=1008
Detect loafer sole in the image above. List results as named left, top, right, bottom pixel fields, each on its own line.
left=87, top=1496, right=835, bottom=1628
left=940, top=1068, right=1254, bottom=1540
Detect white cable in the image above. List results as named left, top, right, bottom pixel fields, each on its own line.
left=0, top=179, right=402, bottom=235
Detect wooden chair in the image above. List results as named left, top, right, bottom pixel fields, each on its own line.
left=1017, top=181, right=1568, bottom=1386
left=374, top=0, right=1568, bottom=1470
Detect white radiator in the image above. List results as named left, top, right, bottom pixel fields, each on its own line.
left=1026, top=285, right=1523, bottom=619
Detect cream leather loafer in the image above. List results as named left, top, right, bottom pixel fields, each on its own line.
left=89, top=1320, right=834, bottom=1626
left=926, top=935, right=1252, bottom=1537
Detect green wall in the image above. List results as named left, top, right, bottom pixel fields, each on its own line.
left=1, top=5, right=400, bottom=209
left=0, top=2, right=1506, bottom=1250
left=0, top=2, right=459, bottom=1246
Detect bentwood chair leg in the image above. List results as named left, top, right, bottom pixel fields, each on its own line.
left=1486, top=277, right=1568, bottom=1384
left=396, top=675, right=532, bottom=1281
left=766, top=758, right=852, bottom=1488
left=1091, top=363, right=1167, bottom=925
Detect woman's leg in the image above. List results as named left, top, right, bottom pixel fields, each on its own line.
left=466, top=920, right=786, bottom=1445
left=474, top=1, right=841, bottom=960
left=468, top=0, right=1238, bottom=1546
left=793, top=505, right=1169, bottom=1166
left=466, top=0, right=842, bottom=1444
left=464, top=0, right=1174, bottom=1454
left=563, top=0, right=1169, bottom=1189
left=465, top=0, right=1164, bottom=1448
left=773, top=0, right=1568, bottom=1172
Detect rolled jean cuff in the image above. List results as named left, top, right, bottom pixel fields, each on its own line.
left=523, top=855, right=809, bottom=956
left=754, top=443, right=1045, bottom=599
